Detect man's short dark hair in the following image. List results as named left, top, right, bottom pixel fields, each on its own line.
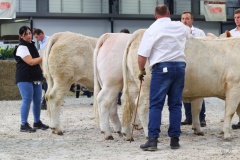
left=155, top=4, right=169, bottom=15
left=234, top=8, right=240, bottom=14
left=120, top=28, right=130, bottom=33
left=33, top=29, right=44, bottom=35
left=182, top=11, right=193, bottom=18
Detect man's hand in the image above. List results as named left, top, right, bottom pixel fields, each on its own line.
left=138, top=68, right=146, bottom=81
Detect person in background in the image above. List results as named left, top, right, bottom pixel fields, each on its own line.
left=180, top=11, right=207, bottom=127
left=120, top=28, right=130, bottom=34
left=138, top=5, right=190, bottom=151
left=117, top=28, right=130, bottom=105
left=33, top=29, right=50, bottom=110
left=14, top=26, right=49, bottom=132
left=228, top=8, right=240, bottom=129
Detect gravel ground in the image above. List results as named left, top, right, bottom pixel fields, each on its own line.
left=0, top=96, right=240, bottom=160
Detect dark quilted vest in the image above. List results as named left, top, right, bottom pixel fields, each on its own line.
left=14, top=39, right=43, bottom=83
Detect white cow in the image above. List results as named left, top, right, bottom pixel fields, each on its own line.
left=42, top=31, right=98, bottom=135
left=207, top=30, right=231, bottom=38
left=121, top=29, right=240, bottom=140
left=93, top=33, right=132, bottom=140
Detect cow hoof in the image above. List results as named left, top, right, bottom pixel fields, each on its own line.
left=125, top=137, right=134, bottom=141
left=122, top=133, right=134, bottom=141
left=52, top=130, right=64, bottom=135
left=57, top=132, right=64, bottom=135
left=223, top=134, right=232, bottom=141
left=116, top=131, right=123, bottom=137
left=223, top=137, right=232, bottom=142
left=105, top=136, right=114, bottom=140
left=101, top=131, right=104, bottom=134
left=134, top=125, right=143, bottom=130
left=194, top=132, right=204, bottom=136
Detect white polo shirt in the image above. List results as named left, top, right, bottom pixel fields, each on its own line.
left=138, top=17, right=191, bottom=69
left=191, top=26, right=206, bottom=37
left=230, top=27, right=240, bottom=37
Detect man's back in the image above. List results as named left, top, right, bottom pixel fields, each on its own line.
left=140, top=17, right=190, bottom=68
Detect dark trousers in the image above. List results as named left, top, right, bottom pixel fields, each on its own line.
left=42, top=78, right=48, bottom=105
left=117, top=92, right=122, bottom=105
left=148, top=62, right=186, bottom=139
left=183, top=100, right=206, bottom=121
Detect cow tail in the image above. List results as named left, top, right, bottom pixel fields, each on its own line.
left=93, top=33, right=110, bottom=126
left=42, top=35, right=54, bottom=91
left=121, top=37, right=135, bottom=128
left=42, top=33, right=61, bottom=114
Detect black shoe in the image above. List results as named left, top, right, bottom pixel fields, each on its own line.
left=70, top=84, right=76, bottom=92
left=20, top=123, right=36, bottom=133
left=200, top=120, right=207, bottom=127
left=140, top=138, right=158, bottom=151
left=33, top=121, right=49, bottom=130
left=41, top=103, right=47, bottom=110
left=170, top=137, right=180, bottom=149
left=232, top=122, right=240, bottom=129
left=117, top=100, right=121, bottom=105
left=83, top=91, right=92, bottom=98
left=181, top=119, right=192, bottom=125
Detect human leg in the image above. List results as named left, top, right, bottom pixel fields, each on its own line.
left=32, top=82, right=42, bottom=123
left=181, top=102, right=192, bottom=125
left=17, top=82, right=33, bottom=125
left=41, top=78, right=48, bottom=110
left=232, top=104, right=240, bottom=129
left=200, top=99, right=206, bottom=127
left=167, top=62, right=185, bottom=139
left=32, top=82, right=49, bottom=130
left=117, top=92, right=122, bottom=105
left=17, top=82, right=36, bottom=132
left=140, top=63, right=172, bottom=151
left=167, top=62, right=185, bottom=149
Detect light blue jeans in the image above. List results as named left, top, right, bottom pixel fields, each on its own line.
left=17, top=82, right=42, bottom=125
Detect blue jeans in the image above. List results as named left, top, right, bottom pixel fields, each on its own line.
left=17, top=82, right=42, bottom=125
left=148, top=62, right=186, bottom=139
left=183, top=100, right=206, bottom=121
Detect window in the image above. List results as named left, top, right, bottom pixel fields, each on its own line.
left=15, top=0, right=36, bottom=12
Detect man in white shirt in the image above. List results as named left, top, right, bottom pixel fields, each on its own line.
left=228, top=8, right=240, bottom=129
left=138, top=4, right=190, bottom=151
left=230, top=8, right=240, bottom=37
left=33, top=29, right=50, bottom=56
left=33, top=29, right=50, bottom=110
left=180, top=11, right=207, bottom=127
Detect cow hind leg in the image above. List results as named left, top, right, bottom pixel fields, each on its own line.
left=135, top=93, right=149, bottom=137
left=223, top=90, right=240, bottom=140
left=97, top=88, right=121, bottom=140
left=133, top=114, right=143, bottom=130
left=48, top=82, right=71, bottom=135
left=191, top=98, right=204, bottom=136
left=109, top=104, right=122, bottom=137
left=121, top=82, right=140, bottom=141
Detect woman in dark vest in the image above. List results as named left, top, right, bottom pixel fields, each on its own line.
left=14, top=26, right=49, bottom=132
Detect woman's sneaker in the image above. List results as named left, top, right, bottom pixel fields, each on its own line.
left=33, top=120, right=49, bottom=130
left=20, top=123, right=36, bottom=133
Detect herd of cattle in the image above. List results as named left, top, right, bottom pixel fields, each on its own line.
left=42, top=29, right=240, bottom=141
